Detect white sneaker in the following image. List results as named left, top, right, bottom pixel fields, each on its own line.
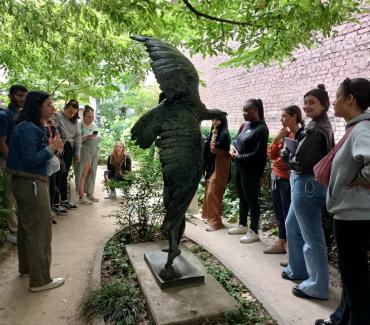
left=228, top=225, right=248, bottom=235
left=79, top=196, right=93, bottom=205
left=108, top=190, right=116, bottom=199
left=87, top=195, right=99, bottom=202
left=240, top=229, right=260, bottom=244
left=19, top=273, right=29, bottom=278
left=6, top=232, right=17, bottom=245
left=29, top=277, right=65, bottom=292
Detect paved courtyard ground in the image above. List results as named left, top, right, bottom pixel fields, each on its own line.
left=0, top=167, right=116, bottom=325
left=0, top=168, right=342, bottom=325
left=185, top=215, right=342, bottom=325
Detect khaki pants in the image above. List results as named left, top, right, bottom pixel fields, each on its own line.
left=202, top=181, right=225, bottom=229
left=0, top=158, right=18, bottom=234
left=12, top=176, right=52, bottom=287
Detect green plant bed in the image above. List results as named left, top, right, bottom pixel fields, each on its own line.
left=82, top=225, right=276, bottom=325
left=82, top=228, right=151, bottom=325
left=185, top=239, right=276, bottom=325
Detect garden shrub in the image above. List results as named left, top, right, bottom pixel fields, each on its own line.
left=82, top=279, right=146, bottom=325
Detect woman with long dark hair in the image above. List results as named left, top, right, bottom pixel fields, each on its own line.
left=316, top=78, right=370, bottom=325
left=264, top=105, right=304, bottom=254
left=228, top=99, right=269, bottom=243
left=282, top=84, right=334, bottom=300
left=54, top=99, right=81, bottom=209
left=202, top=116, right=231, bottom=231
left=6, top=91, right=65, bottom=292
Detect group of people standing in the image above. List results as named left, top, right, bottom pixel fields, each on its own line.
left=1, top=78, right=369, bottom=323
left=201, top=78, right=370, bottom=325
left=0, top=87, right=132, bottom=293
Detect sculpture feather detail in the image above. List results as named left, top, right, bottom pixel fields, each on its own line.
left=130, top=36, right=226, bottom=280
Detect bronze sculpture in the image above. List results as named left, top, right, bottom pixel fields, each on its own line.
left=131, top=36, right=226, bottom=280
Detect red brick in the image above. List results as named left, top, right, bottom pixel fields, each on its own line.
left=192, top=15, right=370, bottom=139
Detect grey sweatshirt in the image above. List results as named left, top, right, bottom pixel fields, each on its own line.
left=54, top=112, right=82, bottom=156
left=327, top=112, right=370, bottom=220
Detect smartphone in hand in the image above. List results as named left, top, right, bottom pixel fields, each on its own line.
left=92, top=131, right=98, bottom=136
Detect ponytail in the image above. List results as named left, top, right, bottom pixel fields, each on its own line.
left=245, top=98, right=265, bottom=120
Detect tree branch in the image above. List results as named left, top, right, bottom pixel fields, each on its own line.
left=51, top=78, right=68, bottom=96
left=182, top=0, right=253, bottom=26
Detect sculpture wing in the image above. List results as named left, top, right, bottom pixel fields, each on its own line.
left=131, top=103, right=166, bottom=149
left=131, top=36, right=201, bottom=104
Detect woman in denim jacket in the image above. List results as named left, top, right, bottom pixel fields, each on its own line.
left=6, top=91, right=65, bottom=292
left=281, top=84, right=334, bottom=300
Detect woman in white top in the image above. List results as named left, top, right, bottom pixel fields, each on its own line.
left=75, top=105, right=101, bottom=204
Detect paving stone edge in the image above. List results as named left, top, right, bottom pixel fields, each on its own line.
left=185, top=234, right=284, bottom=325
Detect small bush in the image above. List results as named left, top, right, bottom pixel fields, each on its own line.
left=106, top=158, right=165, bottom=244
left=82, top=279, right=146, bottom=325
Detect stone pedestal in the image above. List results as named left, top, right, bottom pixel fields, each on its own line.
left=126, top=241, right=237, bottom=325
left=144, top=250, right=204, bottom=289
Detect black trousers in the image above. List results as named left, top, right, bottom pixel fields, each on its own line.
left=49, top=173, right=57, bottom=207
left=235, top=164, right=262, bottom=233
left=271, top=177, right=291, bottom=240
left=56, top=142, right=73, bottom=202
left=330, top=219, right=370, bottom=325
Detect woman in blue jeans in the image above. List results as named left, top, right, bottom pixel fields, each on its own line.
left=281, top=84, right=334, bottom=300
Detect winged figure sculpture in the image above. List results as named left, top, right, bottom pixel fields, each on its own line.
left=131, top=36, right=226, bottom=280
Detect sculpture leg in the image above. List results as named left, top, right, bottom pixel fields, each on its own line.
left=159, top=217, right=183, bottom=280
left=161, top=217, right=185, bottom=252
left=159, top=180, right=200, bottom=281
left=177, top=217, right=185, bottom=246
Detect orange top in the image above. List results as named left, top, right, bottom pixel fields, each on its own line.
left=267, top=132, right=295, bottom=179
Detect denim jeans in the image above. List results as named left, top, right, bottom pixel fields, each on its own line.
left=283, top=172, right=329, bottom=299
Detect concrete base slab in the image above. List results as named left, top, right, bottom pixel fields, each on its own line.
left=185, top=216, right=342, bottom=325
left=144, top=250, right=205, bottom=289
left=126, top=241, right=237, bottom=325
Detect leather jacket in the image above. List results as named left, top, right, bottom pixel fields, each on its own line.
left=281, top=113, right=334, bottom=174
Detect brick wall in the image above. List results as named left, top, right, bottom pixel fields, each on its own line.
left=193, top=14, right=370, bottom=140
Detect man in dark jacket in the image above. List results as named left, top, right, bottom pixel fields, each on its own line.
left=0, top=84, right=28, bottom=244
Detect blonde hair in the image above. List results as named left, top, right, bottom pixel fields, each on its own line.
left=110, top=141, right=126, bottom=165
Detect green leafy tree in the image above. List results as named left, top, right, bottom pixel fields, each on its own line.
left=98, top=85, right=160, bottom=160
left=0, top=0, right=148, bottom=98
left=0, top=0, right=365, bottom=99
left=175, top=0, right=364, bottom=67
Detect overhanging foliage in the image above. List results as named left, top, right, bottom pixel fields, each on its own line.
left=0, top=0, right=366, bottom=98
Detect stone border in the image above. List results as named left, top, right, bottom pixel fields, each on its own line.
left=187, top=236, right=284, bottom=324
left=86, top=236, right=110, bottom=325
